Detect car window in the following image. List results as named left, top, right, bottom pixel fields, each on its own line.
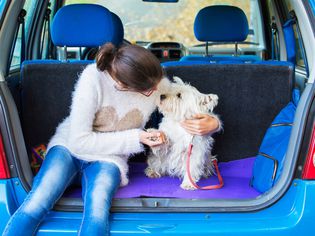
left=40, top=0, right=56, bottom=59
left=263, top=0, right=279, bottom=60
left=64, top=0, right=262, bottom=50
left=9, top=0, right=37, bottom=70
left=281, top=0, right=307, bottom=69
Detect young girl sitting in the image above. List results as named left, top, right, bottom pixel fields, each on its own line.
left=3, top=43, right=220, bottom=236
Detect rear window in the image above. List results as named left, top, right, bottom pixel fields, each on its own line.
left=65, top=0, right=262, bottom=49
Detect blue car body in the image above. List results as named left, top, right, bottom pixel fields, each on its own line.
left=1, top=178, right=315, bottom=235
left=0, top=0, right=315, bottom=235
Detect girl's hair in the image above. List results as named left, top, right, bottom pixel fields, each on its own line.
left=96, top=43, right=163, bottom=91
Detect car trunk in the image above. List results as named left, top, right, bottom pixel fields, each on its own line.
left=6, top=61, right=295, bottom=211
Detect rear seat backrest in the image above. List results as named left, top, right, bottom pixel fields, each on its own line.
left=181, top=5, right=260, bottom=63
left=21, top=62, right=89, bottom=149
left=21, top=4, right=123, bottom=152
left=164, top=63, right=294, bottom=162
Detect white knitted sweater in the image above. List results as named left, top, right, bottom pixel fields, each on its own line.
left=47, top=63, right=165, bottom=186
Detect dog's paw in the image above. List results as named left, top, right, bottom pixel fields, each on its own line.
left=145, top=167, right=161, bottom=178
left=180, top=182, right=197, bottom=190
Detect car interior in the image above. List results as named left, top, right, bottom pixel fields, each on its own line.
left=2, top=0, right=311, bottom=211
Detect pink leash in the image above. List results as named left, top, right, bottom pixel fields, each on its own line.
left=186, top=140, right=224, bottom=190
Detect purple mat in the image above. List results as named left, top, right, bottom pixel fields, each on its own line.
left=64, top=157, right=260, bottom=199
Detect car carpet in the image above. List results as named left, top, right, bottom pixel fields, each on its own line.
left=64, top=157, right=260, bottom=199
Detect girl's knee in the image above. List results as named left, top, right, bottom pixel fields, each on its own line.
left=93, top=162, right=121, bottom=184
left=46, top=145, right=73, bottom=162
left=105, top=162, right=121, bottom=179
left=97, top=169, right=120, bottom=191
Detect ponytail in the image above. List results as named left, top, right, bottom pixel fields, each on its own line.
left=96, top=43, right=163, bottom=92
left=96, top=43, right=117, bottom=72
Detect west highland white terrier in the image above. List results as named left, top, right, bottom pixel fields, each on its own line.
left=145, top=76, right=219, bottom=190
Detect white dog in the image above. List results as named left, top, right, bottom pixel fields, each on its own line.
left=145, top=77, right=220, bottom=190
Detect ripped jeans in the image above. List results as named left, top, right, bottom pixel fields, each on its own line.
left=2, top=145, right=121, bottom=236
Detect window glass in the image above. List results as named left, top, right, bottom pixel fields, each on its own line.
left=265, top=0, right=280, bottom=60
left=292, top=24, right=306, bottom=67
left=40, top=0, right=56, bottom=59
left=282, top=0, right=306, bottom=68
left=64, top=0, right=262, bottom=50
left=10, top=0, right=37, bottom=70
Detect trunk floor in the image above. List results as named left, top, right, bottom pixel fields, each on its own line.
left=64, top=157, right=260, bottom=199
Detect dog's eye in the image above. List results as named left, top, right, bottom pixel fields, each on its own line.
left=176, top=93, right=181, bottom=98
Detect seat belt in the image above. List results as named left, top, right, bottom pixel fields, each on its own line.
left=271, top=16, right=280, bottom=60
left=19, top=9, right=26, bottom=64
left=40, top=7, right=52, bottom=59
left=282, top=18, right=296, bottom=64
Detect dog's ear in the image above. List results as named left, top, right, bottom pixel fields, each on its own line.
left=200, top=94, right=218, bottom=112
left=173, top=76, right=185, bottom=85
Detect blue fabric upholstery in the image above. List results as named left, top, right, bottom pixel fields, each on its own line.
left=21, top=60, right=95, bottom=66
left=253, top=61, right=294, bottom=67
left=282, top=19, right=296, bottom=64
left=162, top=61, right=210, bottom=67
left=51, top=4, right=123, bottom=47
left=180, top=55, right=260, bottom=63
left=21, top=60, right=61, bottom=65
left=163, top=60, right=293, bottom=68
left=194, top=5, right=249, bottom=42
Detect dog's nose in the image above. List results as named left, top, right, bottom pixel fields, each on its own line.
left=160, top=94, right=166, bottom=101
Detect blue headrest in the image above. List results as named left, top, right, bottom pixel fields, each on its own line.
left=51, top=4, right=124, bottom=47
left=194, top=5, right=249, bottom=42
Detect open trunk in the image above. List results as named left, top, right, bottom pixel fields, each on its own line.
left=4, top=62, right=298, bottom=212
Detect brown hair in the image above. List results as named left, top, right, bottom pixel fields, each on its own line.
left=96, top=43, right=163, bottom=91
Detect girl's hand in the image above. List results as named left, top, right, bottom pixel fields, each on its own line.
left=140, top=130, right=167, bottom=147
left=180, top=114, right=220, bottom=136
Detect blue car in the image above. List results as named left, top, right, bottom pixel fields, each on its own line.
left=0, top=0, right=315, bottom=235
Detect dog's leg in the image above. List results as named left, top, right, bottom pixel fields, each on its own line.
left=180, top=148, right=204, bottom=190
left=145, top=128, right=171, bottom=178
left=181, top=174, right=199, bottom=190
left=145, top=153, right=164, bottom=178
left=203, top=154, right=216, bottom=178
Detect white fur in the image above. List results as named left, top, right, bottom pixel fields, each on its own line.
left=145, top=77, right=219, bottom=190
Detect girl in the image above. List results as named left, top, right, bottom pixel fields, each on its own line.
left=3, top=43, right=220, bottom=236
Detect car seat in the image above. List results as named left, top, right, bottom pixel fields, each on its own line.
left=180, top=5, right=260, bottom=63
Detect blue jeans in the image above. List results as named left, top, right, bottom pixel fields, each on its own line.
left=3, top=145, right=121, bottom=236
